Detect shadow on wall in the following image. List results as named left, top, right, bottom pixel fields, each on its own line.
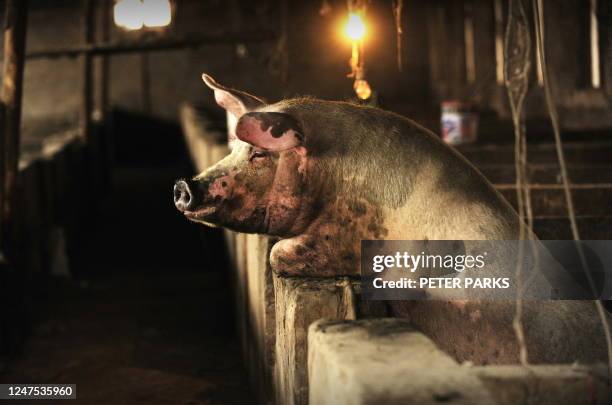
left=109, top=108, right=191, bottom=167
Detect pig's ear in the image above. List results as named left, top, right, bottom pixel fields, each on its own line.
left=202, top=74, right=265, bottom=118
left=236, top=112, right=304, bottom=152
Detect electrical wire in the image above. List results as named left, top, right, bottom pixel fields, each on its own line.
left=533, top=0, right=612, bottom=389
left=504, top=0, right=531, bottom=366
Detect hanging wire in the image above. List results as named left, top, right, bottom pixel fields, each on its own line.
left=392, top=0, right=403, bottom=71
left=319, top=0, right=332, bottom=17
left=503, top=0, right=531, bottom=366
left=533, top=0, right=612, bottom=388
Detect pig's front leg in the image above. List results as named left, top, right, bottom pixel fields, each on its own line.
left=269, top=197, right=388, bottom=277
left=269, top=234, right=359, bottom=277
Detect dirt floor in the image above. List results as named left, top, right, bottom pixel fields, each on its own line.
left=0, top=164, right=251, bottom=404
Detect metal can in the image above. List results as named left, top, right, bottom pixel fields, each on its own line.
left=441, top=101, right=479, bottom=145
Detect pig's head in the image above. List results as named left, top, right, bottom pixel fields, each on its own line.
left=174, top=74, right=320, bottom=236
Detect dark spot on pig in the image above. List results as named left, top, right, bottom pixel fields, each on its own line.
left=245, top=181, right=258, bottom=193
left=225, top=195, right=244, bottom=211
left=305, top=240, right=316, bottom=249
left=234, top=173, right=245, bottom=183
left=295, top=245, right=308, bottom=256
left=248, top=112, right=304, bottom=140
left=311, top=198, right=325, bottom=216
left=221, top=181, right=227, bottom=187
left=225, top=205, right=268, bottom=234
left=276, top=255, right=291, bottom=266
left=367, top=217, right=388, bottom=238
left=348, top=201, right=367, bottom=217
left=342, top=253, right=356, bottom=262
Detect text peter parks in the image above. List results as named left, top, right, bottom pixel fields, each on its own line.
left=360, top=240, right=612, bottom=301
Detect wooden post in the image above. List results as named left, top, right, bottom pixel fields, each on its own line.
left=95, top=0, right=110, bottom=120
left=140, top=52, right=151, bottom=114
left=0, top=0, right=28, bottom=261
left=94, top=0, right=111, bottom=193
left=80, top=0, right=94, bottom=141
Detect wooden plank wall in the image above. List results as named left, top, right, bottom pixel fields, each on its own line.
left=425, top=0, right=612, bottom=130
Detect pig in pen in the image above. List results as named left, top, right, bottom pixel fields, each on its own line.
left=174, top=73, right=611, bottom=366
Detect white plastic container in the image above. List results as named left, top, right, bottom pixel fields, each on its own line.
left=441, top=101, right=479, bottom=145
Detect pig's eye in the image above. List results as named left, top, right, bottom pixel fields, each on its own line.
left=249, top=149, right=269, bottom=161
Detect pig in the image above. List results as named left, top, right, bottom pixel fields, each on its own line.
left=174, top=74, right=610, bottom=365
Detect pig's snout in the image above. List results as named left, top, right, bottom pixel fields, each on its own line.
left=174, top=177, right=223, bottom=219
left=174, top=180, right=196, bottom=212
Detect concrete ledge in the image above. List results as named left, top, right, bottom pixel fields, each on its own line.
left=275, top=276, right=387, bottom=405
left=474, top=364, right=609, bottom=405
left=308, top=319, right=609, bottom=405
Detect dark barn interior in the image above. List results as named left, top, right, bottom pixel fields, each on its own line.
left=0, top=0, right=611, bottom=404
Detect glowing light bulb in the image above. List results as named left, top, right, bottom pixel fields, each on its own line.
left=114, top=0, right=144, bottom=30
left=354, top=79, right=372, bottom=100
left=345, top=13, right=366, bottom=41
left=143, top=0, right=172, bottom=28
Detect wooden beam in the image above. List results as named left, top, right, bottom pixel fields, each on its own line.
left=494, top=0, right=505, bottom=85
left=590, top=0, right=601, bottom=89
left=140, top=52, right=151, bottom=113
left=0, top=0, right=28, bottom=259
left=25, top=31, right=277, bottom=60
left=95, top=0, right=111, bottom=120
left=80, top=0, right=95, bottom=141
left=463, top=0, right=476, bottom=84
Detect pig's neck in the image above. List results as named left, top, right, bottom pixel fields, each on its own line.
left=295, top=163, right=390, bottom=241
left=269, top=193, right=387, bottom=276
left=268, top=158, right=334, bottom=237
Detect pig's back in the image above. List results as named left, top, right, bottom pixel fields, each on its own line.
left=367, top=109, right=522, bottom=241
